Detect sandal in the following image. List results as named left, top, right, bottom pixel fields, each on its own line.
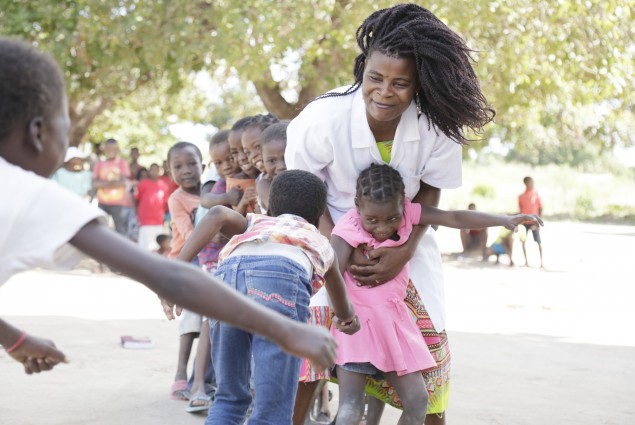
left=185, top=394, right=212, bottom=413
left=170, top=379, right=190, bottom=401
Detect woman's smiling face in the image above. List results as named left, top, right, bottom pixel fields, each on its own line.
left=362, top=50, right=417, bottom=132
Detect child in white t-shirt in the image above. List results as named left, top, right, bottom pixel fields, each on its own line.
left=0, top=37, right=336, bottom=376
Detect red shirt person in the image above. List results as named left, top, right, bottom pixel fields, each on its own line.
left=135, top=163, right=169, bottom=250
left=518, top=176, right=543, bottom=267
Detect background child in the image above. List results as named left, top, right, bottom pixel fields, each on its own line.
left=185, top=129, right=242, bottom=413
left=241, top=113, right=279, bottom=214
left=135, top=163, right=169, bottom=251
left=0, top=36, right=336, bottom=378
left=155, top=234, right=172, bottom=256
left=519, top=176, right=544, bottom=267
left=92, top=138, right=130, bottom=235
left=173, top=170, right=358, bottom=425
left=258, top=121, right=288, bottom=211
left=226, top=116, right=259, bottom=214
left=51, top=146, right=92, bottom=199
left=459, top=203, right=488, bottom=256
left=165, top=141, right=205, bottom=400
left=331, top=164, right=543, bottom=424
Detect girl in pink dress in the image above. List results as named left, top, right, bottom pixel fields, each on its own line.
left=330, top=164, right=543, bottom=424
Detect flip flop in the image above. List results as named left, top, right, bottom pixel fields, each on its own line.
left=185, top=394, right=212, bottom=413
left=170, top=379, right=189, bottom=401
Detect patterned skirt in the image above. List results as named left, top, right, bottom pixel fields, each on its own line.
left=364, top=281, right=451, bottom=414
left=298, top=281, right=451, bottom=414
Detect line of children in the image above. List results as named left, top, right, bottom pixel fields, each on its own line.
left=330, top=164, right=543, bottom=424
left=184, top=129, right=242, bottom=413
left=0, top=36, right=336, bottom=379
left=170, top=170, right=358, bottom=425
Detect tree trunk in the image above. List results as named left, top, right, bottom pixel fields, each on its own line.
left=68, top=98, right=113, bottom=147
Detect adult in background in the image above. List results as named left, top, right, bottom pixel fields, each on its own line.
left=129, top=146, right=142, bottom=181
left=92, top=138, right=131, bottom=235
left=285, top=4, right=494, bottom=424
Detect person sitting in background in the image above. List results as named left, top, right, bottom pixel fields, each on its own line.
left=482, top=225, right=527, bottom=266
left=459, top=203, right=488, bottom=256
left=51, top=146, right=92, bottom=199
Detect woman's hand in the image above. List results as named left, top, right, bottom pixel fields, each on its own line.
left=349, top=243, right=413, bottom=287
left=506, top=214, right=544, bottom=230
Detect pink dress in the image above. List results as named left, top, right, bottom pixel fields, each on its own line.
left=331, top=199, right=436, bottom=376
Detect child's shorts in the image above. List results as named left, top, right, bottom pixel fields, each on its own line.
left=339, top=362, right=385, bottom=380
left=492, top=242, right=506, bottom=254
left=178, top=309, right=203, bottom=335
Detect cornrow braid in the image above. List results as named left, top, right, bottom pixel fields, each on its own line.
left=315, top=3, right=494, bottom=144
left=244, top=113, right=280, bottom=132
left=356, top=164, right=405, bottom=205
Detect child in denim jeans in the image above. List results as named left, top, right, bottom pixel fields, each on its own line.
left=177, top=170, right=359, bottom=425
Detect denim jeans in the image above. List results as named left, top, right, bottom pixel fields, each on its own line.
left=205, top=255, right=312, bottom=425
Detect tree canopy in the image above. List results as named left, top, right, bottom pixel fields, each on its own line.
left=1, top=0, right=632, bottom=164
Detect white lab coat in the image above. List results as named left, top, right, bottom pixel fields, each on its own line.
left=286, top=87, right=462, bottom=332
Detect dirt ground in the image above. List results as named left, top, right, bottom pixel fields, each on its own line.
left=1, top=221, right=633, bottom=424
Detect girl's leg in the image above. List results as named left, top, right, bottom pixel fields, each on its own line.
left=292, top=380, right=321, bottom=425
left=425, top=412, right=446, bottom=425
left=318, top=382, right=332, bottom=420
left=175, top=333, right=195, bottom=382
left=365, top=396, right=386, bottom=425
left=187, top=320, right=212, bottom=410
left=335, top=367, right=367, bottom=425
left=384, top=371, right=429, bottom=425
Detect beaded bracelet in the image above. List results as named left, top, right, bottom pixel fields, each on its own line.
left=5, top=330, right=27, bottom=353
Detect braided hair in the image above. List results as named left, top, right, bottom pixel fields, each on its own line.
left=317, top=3, right=494, bottom=144
left=243, top=113, right=280, bottom=133
left=355, top=164, right=405, bottom=206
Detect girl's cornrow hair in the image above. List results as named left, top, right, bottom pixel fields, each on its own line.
left=315, top=3, right=495, bottom=145
left=356, top=164, right=405, bottom=204
left=244, top=112, right=280, bottom=132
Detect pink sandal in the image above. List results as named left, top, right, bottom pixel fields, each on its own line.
left=170, top=379, right=190, bottom=400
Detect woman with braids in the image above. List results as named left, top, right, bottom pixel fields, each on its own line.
left=286, top=4, right=494, bottom=424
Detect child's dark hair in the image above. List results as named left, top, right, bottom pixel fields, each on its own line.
left=210, top=129, right=230, bottom=147
left=243, top=113, right=279, bottom=133
left=523, top=176, right=533, bottom=185
left=0, top=37, right=66, bottom=142
left=268, top=170, right=327, bottom=227
left=315, top=4, right=494, bottom=145
left=230, top=116, right=254, bottom=132
left=156, top=234, right=171, bottom=245
left=166, top=141, right=202, bottom=166
left=356, top=164, right=405, bottom=205
left=261, top=122, right=289, bottom=146
left=136, top=167, right=148, bottom=181
left=105, top=138, right=118, bottom=145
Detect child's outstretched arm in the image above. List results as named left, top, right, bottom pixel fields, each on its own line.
left=0, top=318, right=68, bottom=374
left=327, top=235, right=359, bottom=334
left=177, top=206, right=248, bottom=263
left=69, top=220, right=337, bottom=370
left=419, top=205, right=544, bottom=230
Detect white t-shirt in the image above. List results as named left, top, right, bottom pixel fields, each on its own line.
left=286, top=88, right=462, bottom=332
left=0, top=157, right=105, bottom=286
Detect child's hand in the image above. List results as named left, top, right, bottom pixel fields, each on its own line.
left=226, top=187, right=243, bottom=206
left=160, top=297, right=183, bottom=320
left=279, top=322, right=337, bottom=371
left=506, top=214, right=544, bottom=230
left=333, top=315, right=360, bottom=335
left=7, top=334, right=69, bottom=374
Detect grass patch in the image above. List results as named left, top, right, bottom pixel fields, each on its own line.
left=439, top=157, right=635, bottom=224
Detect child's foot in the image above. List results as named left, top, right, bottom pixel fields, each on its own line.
left=185, top=394, right=212, bottom=413
left=170, top=379, right=189, bottom=401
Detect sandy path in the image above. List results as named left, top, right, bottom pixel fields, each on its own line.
left=0, top=221, right=633, bottom=424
